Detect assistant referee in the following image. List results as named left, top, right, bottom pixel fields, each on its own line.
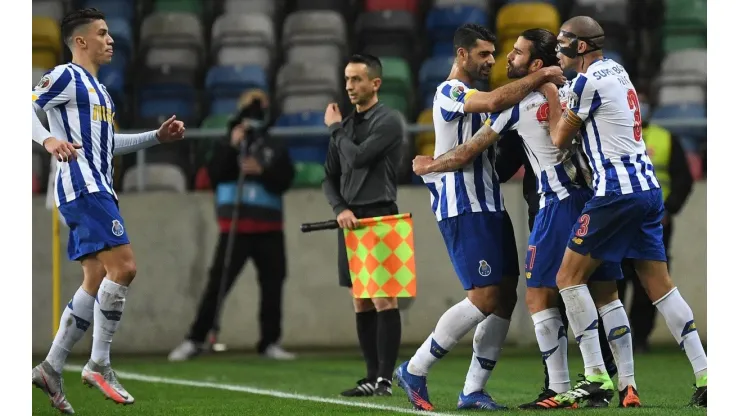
left=322, top=54, right=404, bottom=398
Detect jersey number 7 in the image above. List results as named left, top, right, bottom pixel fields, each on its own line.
left=626, top=89, right=642, bottom=142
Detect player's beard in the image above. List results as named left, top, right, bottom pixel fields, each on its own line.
left=506, top=61, right=528, bottom=79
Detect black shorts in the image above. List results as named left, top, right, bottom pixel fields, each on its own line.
left=337, top=202, right=399, bottom=288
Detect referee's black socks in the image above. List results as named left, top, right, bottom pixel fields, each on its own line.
left=355, top=310, right=379, bottom=381
left=376, top=308, right=402, bottom=381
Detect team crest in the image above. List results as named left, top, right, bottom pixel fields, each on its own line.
left=111, top=220, right=124, bottom=237
left=36, top=74, right=52, bottom=90
left=478, top=260, right=491, bottom=277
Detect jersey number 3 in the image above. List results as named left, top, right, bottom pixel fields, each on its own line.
left=626, top=89, right=642, bottom=141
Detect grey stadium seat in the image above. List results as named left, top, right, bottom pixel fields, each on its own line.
left=223, top=0, right=283, bottom=19
left=276, top=62, right=341, bottom=111
left=658, top=85, right=705, bottom=106
left=123, top=164, right=188, bottom=193
left=433, top=0, right=489, bottom=12
left=140, top=12, right=204, bottom=70
left=217, top=46, right=272, bottom=70
left=212, top=14, right=275, bottom=51
left=286, top=44, right=343, bottom=66
left=282, top=11, right=346, bottom=50
left=33, top=0, right=65, bottom=21
left=660, top=49, right=707, bottom=78
left=281, top=94, right=335, bottom=114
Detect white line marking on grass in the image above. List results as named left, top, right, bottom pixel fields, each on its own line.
left=63, top=365, right=456, bottom=415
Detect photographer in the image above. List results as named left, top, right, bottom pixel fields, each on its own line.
left=168, top=90, right=296, bottom=361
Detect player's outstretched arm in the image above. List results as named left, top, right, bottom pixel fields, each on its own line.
left=412, top=119, right=499, bottom=175
left=113, top=115, right=186, bottom=155
left=463, top=67, right=566, bottom=114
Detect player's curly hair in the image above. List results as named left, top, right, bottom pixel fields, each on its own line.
left=520, top=28, right=559, bottom=68
left=453, top=23, right=496, bottom=53
left=61, top=8, right=106, bottom=47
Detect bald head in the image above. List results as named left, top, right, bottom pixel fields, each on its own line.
left=562, top=16, right=605, bottom=48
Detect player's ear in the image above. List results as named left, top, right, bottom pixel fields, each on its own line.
left=577, top=39, right=588, bottom=54
left=372, top=77, right=382, bottom=93
left=530, top=59, right=543, bottom=72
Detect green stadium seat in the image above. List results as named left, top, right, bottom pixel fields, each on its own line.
left=292, top=162, right=325, bottom=188
left=201, top=114, right=232, bottom=128
left=154, top=0, right=203, bottom=15
left=379, top=57, right=412, bottom=98
left=663, top=0, right=706, bottom=52
left=379, top=93, right=409, bottom=119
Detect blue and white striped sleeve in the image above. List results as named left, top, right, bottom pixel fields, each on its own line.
left=32, top=66, right=75, bottom=111
left=436, top=81, right=478, bottom=122
left=567, top=74, right=598, bottom=122
left=489, top=104, right=520, bottom=135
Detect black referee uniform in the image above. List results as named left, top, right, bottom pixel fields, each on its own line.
left=494, top=132, right=618, bottom=390
left=323, top=101, right=404, bottom=396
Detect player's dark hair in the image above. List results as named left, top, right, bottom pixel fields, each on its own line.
left=348, top=53, right=383, bottom=79
left=521, top=28, right=559, bottom=68
left=453, top=23, right=496, bottom=52
left=61, top=8, right=106, bottom=48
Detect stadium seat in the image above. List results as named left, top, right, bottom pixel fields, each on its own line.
left=83, top=0, right=135, bottom=22
left=657, top=85, right=705, bottom=106
left=276, top=62, right=341, bottom=113
left=380, top=57, right=412, bottom=101
left=201, top=114, right=232, bottom=128
left=378, top=93, right=409, bottom=118
left=489, top=38, right=517, bottom=89
left=139, top=12, right=205, bottom=71
left=418, top=56, right=454, bottom=100
left=286, top=45, right=343, bottom=66
left=426, top=6, right=487, bottom=44
left=32, top=0, right=65, bottom=21
left=660, top=49, right=707, bottom=79
left=295, top=0, right=348, bottom=13
left=415, top=109, right=435, bottom=154
left=431, top=41, right=454, bottom=57
left=433, top=0, right=489, bottom=11
left=570, top=0, right=629, bottom=25
left=223, top=0, right=282, bottom=19
left=291, top=162, right=326, bottom=188
left=206, top=65, right=268, bottom=115
left=663, top=0, right=706, bottom=52
left=603, top=50, right=624, bottom=66
left=137, top=66, right=199, bottom=126
left=153, top=0, right=203, bottom=15
left=365, top=0, right=419, bottom=13
left=281, top=94, right=334, bottom=114
left=122, top=164, right=188, bottom=193
left=32, top=17, right=61, bottom=68
left=651, top=104, right=706, bottom=138
left=212, top=14, right=275, bottom=70
left=355, top=11, right=417, bottom=62
left=282, top=11, right=347, bottom=51
left=495, top=3, right=560, bottom=41
left=106, top=18, right=133, bottom=69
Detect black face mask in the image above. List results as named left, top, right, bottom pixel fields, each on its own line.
left=556, top=30, right=603, bottom=59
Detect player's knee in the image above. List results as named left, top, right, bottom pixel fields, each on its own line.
left=525, top=289, right=550, bottom=315
left=108, top=260, right=137, bottom=285
left=634, top=260, right=674, bottom=302
left=372, top=297, right=397, bottom=311
left=353, top=297, right=375, bottom=313
left=468, top=287, right=497, bottom=316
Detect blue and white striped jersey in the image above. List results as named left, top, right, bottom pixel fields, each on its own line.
left=491, top=90, right=583, bottom=209
left=567, top=58, right=660, bottom=196
left=33, top=63, right=117, bottom=206
left=422, top=79, right=505, bottom=222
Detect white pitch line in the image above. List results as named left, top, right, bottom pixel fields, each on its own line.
left=63, top=365, right=456, bottom=415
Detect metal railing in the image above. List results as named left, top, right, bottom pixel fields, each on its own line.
left=123, top=117, right=706, bottom=191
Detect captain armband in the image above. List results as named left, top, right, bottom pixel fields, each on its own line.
left=562, top=109, right=583, bottom=128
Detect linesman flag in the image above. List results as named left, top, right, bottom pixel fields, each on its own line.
left=344, top=213, right=417, bottom=299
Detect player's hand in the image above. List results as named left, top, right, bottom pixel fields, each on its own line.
left=156, top=115, right=186, bottom=142
left=412, top=155, right=434, bottom=176
left=541, top=66, right=566, bottom=86
left=324, top=103, right=343, bottom=127
left=337, top=209, right=360, bottom=229
left=240, top=156, right=263, bottom=175
left=43, top=137, right=82, bottom=162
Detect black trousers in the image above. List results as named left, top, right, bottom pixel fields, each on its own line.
left=188, top=231, right=287, bottom=353
left=617, top=218, right=673, bottom=348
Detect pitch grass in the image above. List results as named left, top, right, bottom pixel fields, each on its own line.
left=32, top=346, right=707, bottom=415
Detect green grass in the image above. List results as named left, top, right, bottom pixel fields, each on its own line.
left=32, top=347, right=707, bottom=415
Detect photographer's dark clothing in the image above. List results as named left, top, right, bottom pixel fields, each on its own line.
left=209, top=130, right=294, bottom=234
left=323, top=102, right=404, bottom=215
left=187, top=122, right=294, bottom=354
